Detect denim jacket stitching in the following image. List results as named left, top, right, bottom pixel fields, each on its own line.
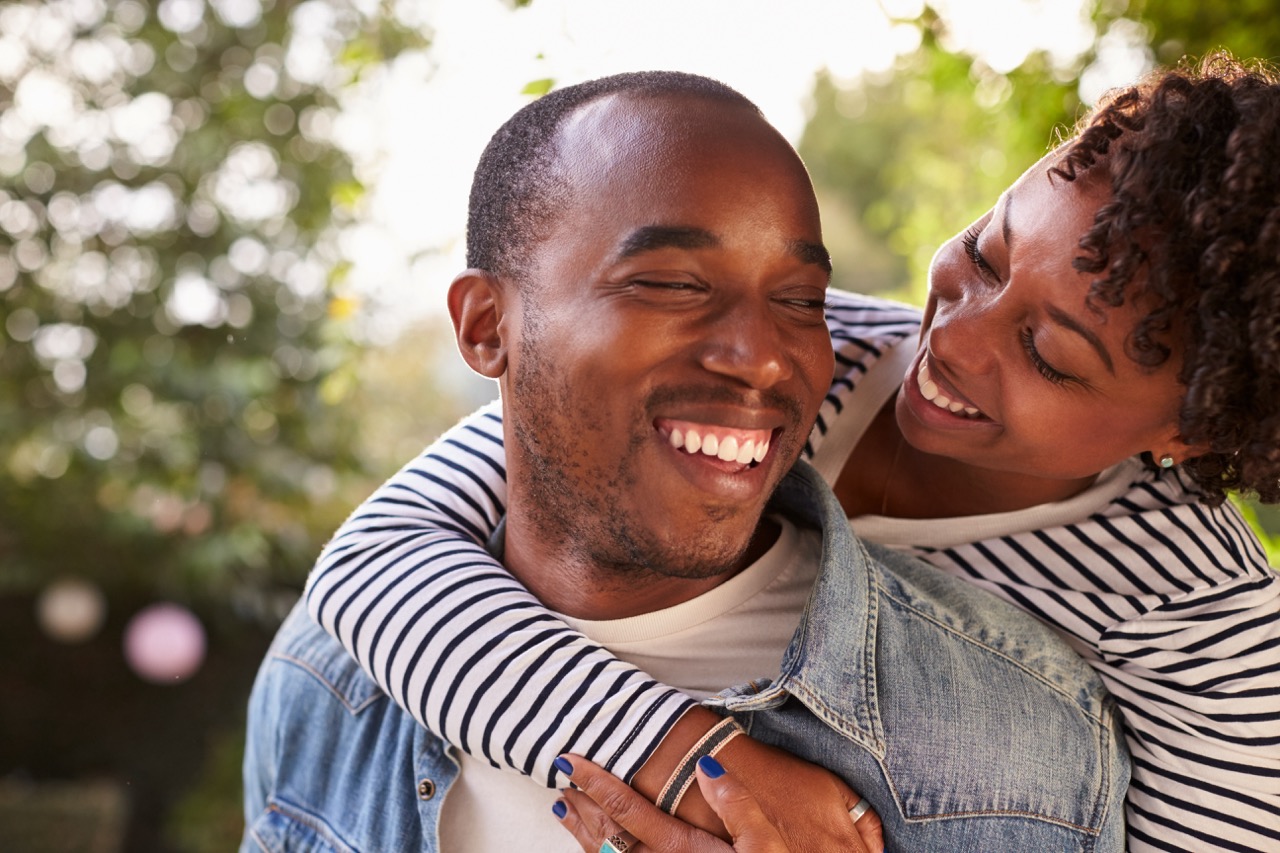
left=271, top=652, right=383, bottom=715
left=877, top=589, right=1111, bottom=728
left=262, top=797, right=361, bottom=852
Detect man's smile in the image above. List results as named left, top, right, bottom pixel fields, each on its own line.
left=658, top=418, right=772, bottom=466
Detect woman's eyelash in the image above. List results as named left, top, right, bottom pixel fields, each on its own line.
left=1020, top=328, right=1073, bottom=385
left=961, top=225, right=995, bottom=276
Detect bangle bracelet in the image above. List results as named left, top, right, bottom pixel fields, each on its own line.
left=656, top=716, right=744, bottom=814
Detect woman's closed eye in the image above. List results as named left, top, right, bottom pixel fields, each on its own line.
left=961, top=225, right=999, bottom=280
left=1020, top=328, right=1077, bottom=386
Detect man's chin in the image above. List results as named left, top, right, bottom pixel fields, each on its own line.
left=594, top=514, right=773, bottom=581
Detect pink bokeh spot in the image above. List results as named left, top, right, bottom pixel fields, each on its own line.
left=123, top=603, right=207, bottom=684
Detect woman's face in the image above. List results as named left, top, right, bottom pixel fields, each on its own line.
left=898, top=153, right=1190, bottom=484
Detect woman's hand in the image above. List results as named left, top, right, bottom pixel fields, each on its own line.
left=628, top=709, right=883, bottom=852
left=711, top=735, right=883, bottom=853
left=555, top=753, right=790, bottom=851
left=554, top=748, right=883, bottom=853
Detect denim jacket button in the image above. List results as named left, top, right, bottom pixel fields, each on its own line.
left=417, top=779, right=436, bottom=800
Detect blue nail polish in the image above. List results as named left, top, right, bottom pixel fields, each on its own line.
left=552, top=801, right=567, bottom=819
left=697, top=755, right=726, bottom=779
left=554, top=756, right=574, bottom=776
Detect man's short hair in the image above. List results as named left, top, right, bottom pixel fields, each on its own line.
left=466, top=71, right=761, bottom=283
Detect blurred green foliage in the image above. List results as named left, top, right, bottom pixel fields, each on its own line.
left=0, top=0, right=432, bottom=611
left=801, top=0, right=1280, bottom=554
left=3, top=1, right=1277, bottom=849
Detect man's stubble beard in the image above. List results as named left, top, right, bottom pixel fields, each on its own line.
left=508, top=315, right=759, bottom=582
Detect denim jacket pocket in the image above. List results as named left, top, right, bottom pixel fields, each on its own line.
left=242, top=798, right=360, bottom=853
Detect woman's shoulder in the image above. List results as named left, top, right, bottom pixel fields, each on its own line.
left=1092, top=464, right=1276, bottom=587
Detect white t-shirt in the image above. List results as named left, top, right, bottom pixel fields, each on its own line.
left=438, top=516, right=820, bottom=852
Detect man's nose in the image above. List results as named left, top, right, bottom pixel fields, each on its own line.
left=696, top=302, right=793, bottom=389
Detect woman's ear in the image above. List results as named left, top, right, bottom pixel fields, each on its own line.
left=1156, top=431, right=1213, bottom=468
left=448, top=269, right=509, bottom=378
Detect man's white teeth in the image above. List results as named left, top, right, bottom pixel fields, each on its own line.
left=668, top=426, right=770, bottom=464
left=917, top=359, right=981, bottom=417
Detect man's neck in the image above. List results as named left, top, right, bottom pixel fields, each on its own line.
left=498, top=509, right=781, bottom=620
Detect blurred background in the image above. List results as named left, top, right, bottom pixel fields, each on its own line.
left=2, top=0, right=1277, bottom=849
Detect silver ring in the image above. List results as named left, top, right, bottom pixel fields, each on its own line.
left=849, top=797, right=872, bottom=822
left=600, top=831, right=637, bottom=853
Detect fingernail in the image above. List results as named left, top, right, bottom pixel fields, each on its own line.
left=554, top=756, right=574, bottom=776
left=552, top=800, right=567, bottom=819
left=697, top=755, right=726, bottom=779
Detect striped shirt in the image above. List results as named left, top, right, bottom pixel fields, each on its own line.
left=306, top=290, right=1280, bottom=853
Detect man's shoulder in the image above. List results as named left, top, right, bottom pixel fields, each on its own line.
left=738, top=518, right=1128, bottom=851
left=243, top=602, right=452, bottom=852
left=261, top=601, right=387, bottom=713
left=866, top=541, right=1109, bottom=706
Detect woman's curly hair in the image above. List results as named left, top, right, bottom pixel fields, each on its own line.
left=1052, top=51, right=1280, bottom=505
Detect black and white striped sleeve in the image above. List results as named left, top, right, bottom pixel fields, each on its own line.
left=1100, top=572, right=1280, bottom=853
left=304, top=401, right=695, bottom=788
left=303, top=294, right=913, bottom=788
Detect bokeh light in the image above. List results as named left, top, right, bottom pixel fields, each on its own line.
left=122, top=602, right=207, bottom=684
left=36, top=577, right=108, bottom=643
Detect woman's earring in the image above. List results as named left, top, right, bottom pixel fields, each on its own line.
left=1159, top=454, right=1175, bottom=469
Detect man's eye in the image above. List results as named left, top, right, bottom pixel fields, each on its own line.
left=634, top=280, right=696, bottom=290
left=785, top=298, right=829, bottom=311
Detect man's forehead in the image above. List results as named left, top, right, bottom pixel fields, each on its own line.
left=556, top=91, right=768, bottom=165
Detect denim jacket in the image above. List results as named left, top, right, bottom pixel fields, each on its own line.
left=710, top=463, right=1129, bottom=851
left=242, top=462, right=1128, bottom=852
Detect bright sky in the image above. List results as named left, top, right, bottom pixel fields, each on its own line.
left=326, top=0, right=1106, bottom=339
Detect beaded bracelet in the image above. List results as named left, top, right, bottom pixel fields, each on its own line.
left=656, top=716, right=745, bottom=814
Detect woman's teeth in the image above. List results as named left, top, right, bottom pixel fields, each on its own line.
left=669, top=427, right=769, bottom=464
left=917, top=359, right=981, bottom=417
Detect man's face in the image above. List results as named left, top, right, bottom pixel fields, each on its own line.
left=503, top=94, right=833, bottom=585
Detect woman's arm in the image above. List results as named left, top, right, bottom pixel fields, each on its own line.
left=304, top=400, right=884, bottom=849
left=306, top=295, right=916, bottom=784
left=305, top=401, right=696, bottom=787
left=1097, top=572, right=1280, bottom=853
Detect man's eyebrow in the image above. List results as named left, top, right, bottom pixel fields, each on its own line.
left=788, top=239, right=832, bottom=273
left=616, top=226, right=832, bottom=274
left=1046, top=304, right=1114, bottom=374
left=617, top=226, right=719, bottom=257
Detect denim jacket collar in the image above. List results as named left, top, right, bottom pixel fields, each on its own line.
left=767, top=461, right=882, bottom=750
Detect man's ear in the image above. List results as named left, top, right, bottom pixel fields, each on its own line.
left=448, top=269, right=510, bottom=379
